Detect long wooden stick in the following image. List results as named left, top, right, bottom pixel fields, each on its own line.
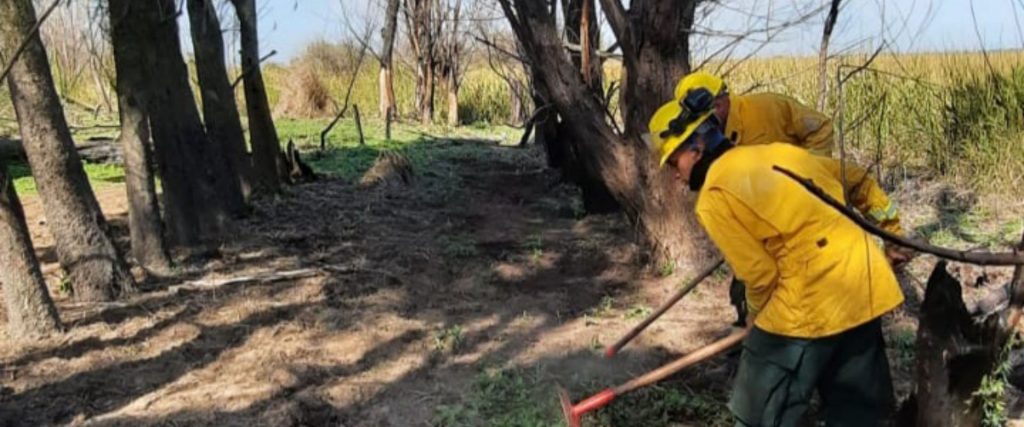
left=615, top=328, right=748, bottom=393
left=605, top=258, right=724, bottom=358
left=560, top=328, right=748, bottom=427
left=774, top=166, right=1024, bottom=266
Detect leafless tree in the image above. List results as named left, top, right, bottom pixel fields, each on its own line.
left=109, top=0, right=240, bottom=247
left=437, top=0, right=465, bottom=127
left=187, top=0, right=254, bottom=202
left=818, top=0, right=842, bottom=111
left=405, top=0, right=439, bottom=125
left=499, top=0, right=704, bottom=264
left=229, top=0, right=285, bottom=193
left=2, top=0, right=136, bottom=301
left=379, top=0, right=401, bottom=119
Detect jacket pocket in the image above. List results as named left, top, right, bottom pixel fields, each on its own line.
left=730, top=329, right=808, bottom=426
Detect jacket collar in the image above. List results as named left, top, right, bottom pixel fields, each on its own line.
left=723, top=95, right=744, bottom=145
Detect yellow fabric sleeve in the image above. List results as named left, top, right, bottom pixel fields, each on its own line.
left=818, top=157, right=903, bottom=235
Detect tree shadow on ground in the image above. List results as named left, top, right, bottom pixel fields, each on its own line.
left=0, top=138, right=728, bottom=427
left=0, top=300, right=313, bottom=426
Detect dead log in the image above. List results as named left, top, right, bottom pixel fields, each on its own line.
left=359, top=150, right=414, bottom=188
left=898, top=261, right=1009, bottom=426
left=0, top=137, right=123, bottom=164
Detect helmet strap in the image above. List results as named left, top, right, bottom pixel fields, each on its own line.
left=688, top=125, right=733, bottom=191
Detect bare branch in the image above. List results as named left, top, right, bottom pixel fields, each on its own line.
left=563, top=41, right=621, bottom=59
left=774, top=166, right=1024, bottom=266
left=230, top=49, right=276, bottom=88
left=596, top=0, right=630, bottom=58
left=0, top=0, right=62, bottom=83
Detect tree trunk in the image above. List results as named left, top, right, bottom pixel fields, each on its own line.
left=379, top=0, right=400, bottom=119
left=1, top=0, right=136, bottom=302
left=0, top=160, right=61, bottom=341
left=447, top=75, right=459, bottom=127
left=409, top=0, right=435, bottom=125
left=500, top=0, right=705, bottom=265
left=558, top=0, right=618, bottom=214
left=419, top=57, right=435, bottom=125
left=113, top=78, right=171, bottom=272
left=817, top=0, right=842, bottom=111
left=230, top=0, right=283, bottom=193
left=187, top=0, right=254, bottom=205
left=562, top=0, right=603, bottom=95
left=108, top=0, right=172, bottom=272
left=109, top=0, right=233, bottom=247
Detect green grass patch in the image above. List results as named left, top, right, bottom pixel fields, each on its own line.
left=12, top=161, right=125, bottom=196
left=432, top=367, right=732, bottom=427
left=278, top=118, right=521, bottom=182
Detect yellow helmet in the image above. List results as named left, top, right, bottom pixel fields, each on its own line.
left=673, top=71, right=726, bottom=102
left=648, top=88, right=716, bottom=167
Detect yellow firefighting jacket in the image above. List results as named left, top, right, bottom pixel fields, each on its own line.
left=725, top=93, right=834, bottom=157
left=695, top=143, right=904, bottom=338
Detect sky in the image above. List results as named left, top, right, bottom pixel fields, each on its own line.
left=178, top=0, right=1024, bottom=64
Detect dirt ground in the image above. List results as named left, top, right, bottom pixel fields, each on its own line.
left=1, top=140, right=1021, bottom=426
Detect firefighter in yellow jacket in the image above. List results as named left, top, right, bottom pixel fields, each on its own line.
left=673, top=71, right=905, bottom=327
left=649, top=87, right=905, bottom=426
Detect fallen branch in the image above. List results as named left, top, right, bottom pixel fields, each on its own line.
left=170, top=268, right=322, bottom=294
left=231, top=49, right=277, bottom=88
left=773, top=166, right=1024, bottom=266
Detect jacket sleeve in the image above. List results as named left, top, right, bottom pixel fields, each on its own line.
left=778, top=95, right=834, bottom=157
left=697, top=190, right=779, bottom=315
left=818, top=157, right=903, bottom=235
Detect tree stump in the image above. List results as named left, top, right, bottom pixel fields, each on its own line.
left=898, top=261, right=1009, bottom=426
left=359, top=150, right=413, bottom=188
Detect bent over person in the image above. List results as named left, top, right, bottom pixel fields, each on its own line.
left=673, top=71, right=842, bottom=326
left=648, top=87, right=907, bottom=425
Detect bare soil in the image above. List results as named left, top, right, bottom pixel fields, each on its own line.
left=2, top=140, right=1021, bottom=426
left=0, top=142, right=739, bottom=426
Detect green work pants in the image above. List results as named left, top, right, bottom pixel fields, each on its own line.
left=729, top=319, right=894, bottom=427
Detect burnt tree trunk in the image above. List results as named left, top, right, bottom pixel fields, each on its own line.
left=230, top=0, right=283, bottom=193
left=109, top=0, right=172, bottom=271
left=379, top=0, right=400, bottom=119
left=899, top=261, right=1006, bottom=426
left=112, top=69, right=171, bottom=272
left=110, top=0, right=233, bottom=246
left=187, top=0, right=254, bottom=205
left=562, top=0, right=603, bottom=95
left=559, top=0, right=618, bottom=214
left=500, top=0, right=705, bottom=264
left=0, top=160, right=61, bottom=340
left=1, top=0, right=135, bottom=302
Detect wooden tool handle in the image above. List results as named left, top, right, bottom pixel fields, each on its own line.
left=614, top=328, right=749, bottom=394
left=605, top=258, right=724, bottom=358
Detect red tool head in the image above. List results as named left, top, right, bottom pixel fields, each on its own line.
left=556, top=385, right=617, bottom=427
left=557, top=385, right=582, bottom=427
